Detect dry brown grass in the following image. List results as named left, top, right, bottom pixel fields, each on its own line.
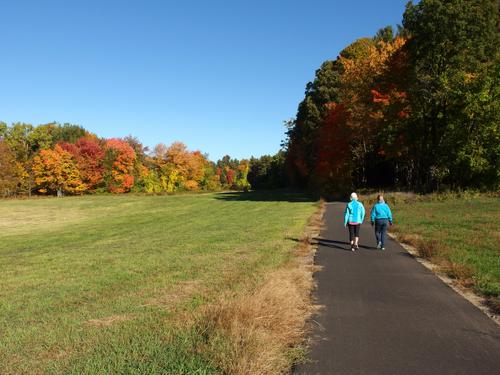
left=182, top=201, right=325, bottom=374
left=391, top=227, right=450, bottom=260
left=194, top=268, right=315, bottom=374
left=417, top=239, right=447, bottom=259
left=439, top=261, right=475, bottom=288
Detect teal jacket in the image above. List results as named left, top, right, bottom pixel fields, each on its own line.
left=370, top=202, right=393, bottom=223
left=344, top=200, right=365, bottom=226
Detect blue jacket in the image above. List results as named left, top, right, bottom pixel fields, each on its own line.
left=344, top=200, right=365, bottom=226
left=370, top=202, right=393, bottom=223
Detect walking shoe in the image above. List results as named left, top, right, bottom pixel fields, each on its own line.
left=381, top=247, right=385, bottom=251
left=355, top=245, right=360, bottom=251
left=376, top=242, right=381, bottom=249
left=351, top=245, right=355, bottom=252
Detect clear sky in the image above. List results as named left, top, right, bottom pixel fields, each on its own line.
left=0, top=0, right=409, bottom=161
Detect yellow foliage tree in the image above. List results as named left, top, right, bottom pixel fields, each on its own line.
left=152, top=142, right=209, bottom=192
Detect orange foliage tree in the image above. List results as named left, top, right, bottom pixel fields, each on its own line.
left=368, top=40, right=411, bottom=162
left=338, top=37, right=407, bottom=184
left=32, top=144, right=86, bottom=195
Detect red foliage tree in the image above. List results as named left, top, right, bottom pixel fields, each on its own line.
left=312, top=103, right=352, bottom=192
left=59, top=137, right=105, bottom=190
left=104, top=138, right=136, bottom=193
left=225, top=167, right=234, bottom=186
left=75, top=137, right=105, bottom=189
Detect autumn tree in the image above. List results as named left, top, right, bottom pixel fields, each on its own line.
left=225, top=167, right=234, bottom=187
left=104, top=139, right=136, bottom=193
left=216, top=155, right=240, bottom=187
left=2, top=123, right=35, bottom=195
left=0, top=140, right=19, bottom=196
left=185, top=151, right=208, bottom=190
left=147, top=141, right=210, bottom=192
left=60, top=137, right=105, bottom=190
left=124, top=135, right=149, bottom=189
left=285, top=61, right=342, bottom=186
left=311, top=103, right=351, bottom=193
left=338, top=36, right=407, bottom=186
left=32, top=144, right=86, bottom=195
left=234, top=159, right=251, bottom=191
left=199, top=160, right=221, bottom=191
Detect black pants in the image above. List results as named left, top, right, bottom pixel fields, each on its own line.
left=347, top=224, right=360, bottom=242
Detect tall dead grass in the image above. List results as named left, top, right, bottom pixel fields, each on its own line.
left=185, top=202, right=325, bottom=374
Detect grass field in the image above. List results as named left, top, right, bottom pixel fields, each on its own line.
left=388, top=195, right=500, bottom=307
left=0, top=191, right=318, bottom=374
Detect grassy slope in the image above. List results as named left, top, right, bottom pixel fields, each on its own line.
left=391, top=196, right=499, bottom=299
left=0, top=192, right=317, bottom=374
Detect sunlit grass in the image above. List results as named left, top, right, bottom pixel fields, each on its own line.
left=391, top=197, right=500, bottom=298
left=0, top=192, right=317, bottom=374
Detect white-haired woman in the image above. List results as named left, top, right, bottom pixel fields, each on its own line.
left=343, top=192, right=365, bottom=251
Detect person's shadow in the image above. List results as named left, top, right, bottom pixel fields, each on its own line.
left=315, top=238, right=375, bottom=251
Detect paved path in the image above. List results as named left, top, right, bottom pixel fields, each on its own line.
left=296, top=202, right=500, bottom=375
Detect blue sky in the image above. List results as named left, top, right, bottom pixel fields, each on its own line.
left=0, top=0, right=409, bottom=160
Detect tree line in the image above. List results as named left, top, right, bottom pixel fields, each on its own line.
left=284, top=0, right=499, bottom=193
left=0, top=122, right=251, bottom=196
left=2, top=1, right=497, bottom=196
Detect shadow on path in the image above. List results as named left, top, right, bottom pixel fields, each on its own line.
left=316, top=238, right=375, bottom=251
left=286, top=236, right=376, bottom=251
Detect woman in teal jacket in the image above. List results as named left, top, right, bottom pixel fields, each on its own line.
left=370, top=194, right=393, bottom=250
left=344, top=192, right=365, bottom=252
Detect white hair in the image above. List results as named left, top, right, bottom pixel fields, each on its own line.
left=350, top=192, right=358, bottom=201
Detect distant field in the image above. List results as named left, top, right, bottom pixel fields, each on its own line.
left=0, top=192, right=317, bottom=374
left=390, top=196, right=500, bottom=303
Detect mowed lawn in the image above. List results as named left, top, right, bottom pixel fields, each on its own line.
left=0, top=192, right=317, bottom=374
left=392, top=196, right=500, bottom=299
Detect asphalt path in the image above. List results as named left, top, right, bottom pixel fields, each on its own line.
left=296, top=202, right=500, bottom=375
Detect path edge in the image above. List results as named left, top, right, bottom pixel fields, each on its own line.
left=388, top=232, right=500, bottom=326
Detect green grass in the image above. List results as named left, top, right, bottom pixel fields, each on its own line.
left=391, top=196, right=500, bottom=298
left=0, top=191, right=317, bottom=374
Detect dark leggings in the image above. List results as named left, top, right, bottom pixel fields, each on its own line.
left=348, top=224, right=360, bottom=242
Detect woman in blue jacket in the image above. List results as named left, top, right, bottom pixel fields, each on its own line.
left=344, top=192, right=365, bottom=252
left=370, top=194, right=393, bottom=250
